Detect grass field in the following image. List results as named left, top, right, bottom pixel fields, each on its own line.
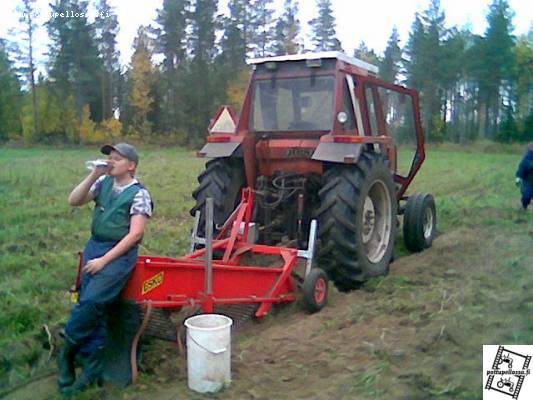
left=0, top=145, right=531, bottom=399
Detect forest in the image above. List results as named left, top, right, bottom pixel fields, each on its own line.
left=0, top=0, right=531, bottom=146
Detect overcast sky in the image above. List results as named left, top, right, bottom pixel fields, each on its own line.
left=0, top=0, right=531, bottom=73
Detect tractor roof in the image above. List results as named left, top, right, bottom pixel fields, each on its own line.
left=248, top=51, right=379, bottom=75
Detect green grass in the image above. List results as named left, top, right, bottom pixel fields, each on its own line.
left=0, top=144, right=531, bottom=396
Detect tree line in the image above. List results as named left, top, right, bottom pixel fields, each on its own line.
left=0, top=0, right=531, bottom=145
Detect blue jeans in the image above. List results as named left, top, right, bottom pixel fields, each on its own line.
left=65, top=238, right=138, bottom=355
left=521, top=182, right=533, bottom=209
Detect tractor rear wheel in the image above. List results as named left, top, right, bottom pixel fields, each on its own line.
left=190, top=158, right=246, bottom=238
left=316, top=153, right=397, bottom=292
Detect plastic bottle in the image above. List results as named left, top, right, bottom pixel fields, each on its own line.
left=85, top=159, right=109, bottom=170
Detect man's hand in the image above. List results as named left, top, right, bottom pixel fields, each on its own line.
left=515, top=177, right=522, bottom=187
left=83, top=257, right=107, bottom=275
left=90, top=161, right=114, bottom=179
left=68, top=160, right=115, bottom=206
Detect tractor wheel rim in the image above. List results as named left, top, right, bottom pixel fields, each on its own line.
left=363, top=180, right=392, bottom=264
left=314, top=278, right=326, bottom=304
left=423, top=207, right=434, bottom=239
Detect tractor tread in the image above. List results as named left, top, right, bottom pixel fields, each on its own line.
left=190, top=158, right=246, bottom=237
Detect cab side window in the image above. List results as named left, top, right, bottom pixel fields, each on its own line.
left=365, top=86, right=379, bottom=136
left=342, top=81, right=356, bottom=131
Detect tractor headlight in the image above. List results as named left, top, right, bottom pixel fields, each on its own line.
left=337, top=111, right=348, bottom=124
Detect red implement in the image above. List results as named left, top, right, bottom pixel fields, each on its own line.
left=122, top=188, right=302, bottom=318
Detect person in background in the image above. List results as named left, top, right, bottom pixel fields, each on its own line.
left=516, top=142, right=533, bottom=210
left=57, top=143, right=153, bottom=395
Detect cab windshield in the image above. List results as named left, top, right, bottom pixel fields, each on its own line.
left=251, top=76, right=335, bottom=132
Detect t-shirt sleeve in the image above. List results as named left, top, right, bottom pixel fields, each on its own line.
left=130, top=188, right=153, bottom=217
left=89, top=176, right=106, bottom=199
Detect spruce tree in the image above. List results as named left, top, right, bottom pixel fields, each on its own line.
left=220, top=0, right=253, bottom=69
left=0, top=39, right=22, bottom=141
left=380, top=27, right=401, bottom=83
left=47, top=0, right=104, bottom=126
left=309, top=0, right=341, bottom=51
left=251, top=0, right=275, bottom=57
left=273, top=0, right=301, bottom=55
left=187, top=0, right=218, bottom=144
left=421, top=0, right=447, bottom=139
left=479, top=0, right=515, bottom=137
left=440, top=28, right=467, bottom=141
left=404, top=0, right=448, bottom=141
left=151, top=0, right=189, bottom=135
left=404, top=14, right=425, bottom=89
left=14, top=0, right=39, bottom=136
left=94, top=0, right=120, bottom=120
left=514, top=31, right=533, bottom=124
left=353, top=41, right=380, bottom=65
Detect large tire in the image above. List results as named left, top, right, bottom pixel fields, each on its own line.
left=316, top=153, right=397, bottom=292
left=403, top=193, right=436, bottom=252
left=190, top=158, right=246, bottom=237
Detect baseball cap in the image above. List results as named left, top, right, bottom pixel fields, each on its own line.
left=101, top=143, right=139, bottom=165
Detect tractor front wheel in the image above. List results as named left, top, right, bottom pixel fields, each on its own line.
left=190, top=158, right=246, bottom=238
left=317, top=153, right=397, bottom=291
left=403, top=193, right=436, bottom=252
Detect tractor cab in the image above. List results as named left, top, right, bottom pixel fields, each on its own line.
left=248, top=53, right=379, bottom=136
left=201, top=52, right=425, bottom=199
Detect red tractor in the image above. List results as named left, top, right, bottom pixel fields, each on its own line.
left=191, top=52, right=437, bottom=291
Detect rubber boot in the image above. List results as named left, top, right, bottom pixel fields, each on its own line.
left=61, top=349, right=104, bottom=396
left=57, top=339, right=79, bottom=390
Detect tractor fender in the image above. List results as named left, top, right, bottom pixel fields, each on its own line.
left=311, top=142, right=363, bottom=163
left=197, top=142, right=243, bottom=158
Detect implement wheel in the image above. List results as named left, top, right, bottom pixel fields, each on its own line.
left=190, top=158, right=245, bottom=238
left=403, top=193, right=436, bottom=252
left=302, top=268, right=329, bottom=313
left=317, top=153, right=397, bottom=291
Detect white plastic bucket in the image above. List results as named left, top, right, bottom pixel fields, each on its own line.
left=184, top=314, right=233, bottom=393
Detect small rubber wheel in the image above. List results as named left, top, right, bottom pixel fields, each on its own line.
left=302, top=268, right=329, bottom=313
left=403, top=193, right=437, bottom=252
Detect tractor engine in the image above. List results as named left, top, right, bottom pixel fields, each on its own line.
left=254, top=172, right=321, bottom=247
